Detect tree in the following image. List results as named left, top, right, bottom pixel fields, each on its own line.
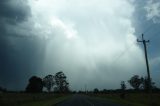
left=0, top=86, right=7, bottom=92
left=120, top=81, right=126, bottom=99
left=128, top=75, right=143, bottom=90
left=102, top=89, right=108, bottom=93
left=93, top=88, right=99, bottom=94
left=43, top=74, right=55, bottom=92
left=121, top=81, right=126, bottom=91
left=141, top=76, right=156, bottom=91
left=55, top=71, right=69, bottom=93
left=26, top=76, right=43, bottom=93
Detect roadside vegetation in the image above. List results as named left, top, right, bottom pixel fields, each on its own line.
left=0, top=71, right=71, bottom=106
left=90, top=93, right=160, bottom=106
left=87, top=74, right=160, bottom=106
left=0, top=73, right=160, bottom=106
left=0, top=93, right=70, bottom=106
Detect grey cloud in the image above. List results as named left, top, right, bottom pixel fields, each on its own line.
left=145, top=0, right=160, bottom=23
left=0, top=0, right=31, bottom=23
left=0, top=0, right=31, bottom=38
left=133, top=0, right=160, bottom=58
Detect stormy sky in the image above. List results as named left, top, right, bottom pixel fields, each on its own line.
left=0, top=0, right=160, bottom=91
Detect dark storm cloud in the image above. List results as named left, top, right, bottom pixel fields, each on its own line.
left=0, top=37, right=46, bottom=90
left=0, top=0, right=31, bottom=36
left=0, top=0, right=46, bottom=90
left=0, top=0, right=30, bottom=23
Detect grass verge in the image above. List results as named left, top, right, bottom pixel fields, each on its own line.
left=0, top=93, right=71, bottom=106
left=21, top=95, right=71, bottom=106
left=90, top=93, right=160, bottom=106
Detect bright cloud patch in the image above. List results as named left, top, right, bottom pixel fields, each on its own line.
left=27, top=0, right=146, bottom=90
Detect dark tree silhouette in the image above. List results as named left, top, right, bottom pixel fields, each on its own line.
left=55, top=71, right=69, bottom=93
left=43, top=74, right=55, bottom=92
left=121, top=81, right=126, bottom=91
left=102, top=89, right=107, bottom=93
left=93, top=88, right=99, bottom=94
left=128, top=75, right=142, bottom=90
left=26, top=76, right=43, bottom=93
left=0, top=86, right=7, bottom=92
left=120, top=81, right=126, bottom=99
left=141, top=77, right=156, bottom=91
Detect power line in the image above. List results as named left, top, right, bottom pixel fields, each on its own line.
left=110, top=16, right=158, bottom=66
left=110, top=32, right=144, bottom=65
left=110, top=40, right=136, bottom=65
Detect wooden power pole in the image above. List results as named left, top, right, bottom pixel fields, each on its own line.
left=137, top=34, right=152, bottom=105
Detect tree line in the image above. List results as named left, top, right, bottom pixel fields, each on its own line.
left=25, top=71, right=69, bottom=93
left=121, top=75, right=157, bottom=91
left=119, top=75, right=159, bottom=99
left=83, top=75, right=159, bottom=98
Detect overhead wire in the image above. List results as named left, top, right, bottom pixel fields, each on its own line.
left=110, top=17, right=157, bottom=66
left=110, top=40, right=137, bottom=66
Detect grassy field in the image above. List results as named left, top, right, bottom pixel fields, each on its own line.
left=91, top=93, right=160, bottom=106
left=1, top=92, right=160, bottom=106
left=0, top=93, right=70, bottom=106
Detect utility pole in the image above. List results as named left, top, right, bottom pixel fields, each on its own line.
left=85, top=84, right=87, bottom=94
left=137, top=34, right=152, bottom=105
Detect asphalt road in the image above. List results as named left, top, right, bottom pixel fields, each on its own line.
left=54, top=94, right=123, bottom=106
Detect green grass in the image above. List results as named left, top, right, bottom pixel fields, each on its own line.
left=91, top=93, right=160, bottom=106
left=0, top=93, right=70, bottom=106
left=21, top=95, right=70, bottom=106
left=1, top=92, right=160, bottom=106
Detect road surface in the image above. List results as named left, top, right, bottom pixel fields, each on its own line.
left=54, top=94, right=123, bottom=106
